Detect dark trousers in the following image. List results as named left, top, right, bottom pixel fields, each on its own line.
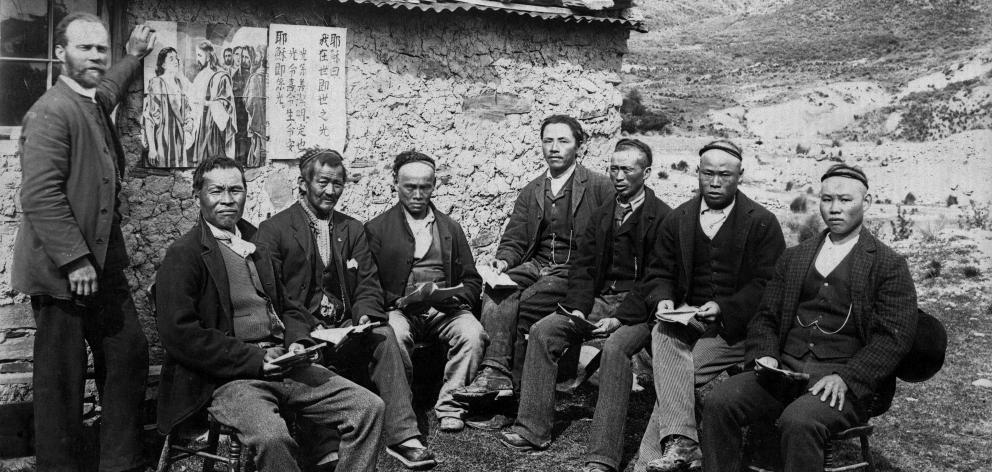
left=323, top=324, right=420, bottom=446
left=513, top=295, right=650, bottom=470
left=701, top=359, right=865, bottom=472
left=209, top=364, right=384, bottom=472
left=31, top=270, right=149, bottom=472
left=480, top=260, right=569, bottom=386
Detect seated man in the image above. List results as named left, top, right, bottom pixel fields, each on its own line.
left=155, top=157, right=384, bottom=472
left=255, top=148, right=436, bottom=469
left=498, top=139, right=672, bottom=472
left=633, top=140, right=786, bottom=472
left=700, top=164, right=918, bottom=472
left=454, top=115, right=613, bottom=414
left=365, top=151, right=488, bottom=433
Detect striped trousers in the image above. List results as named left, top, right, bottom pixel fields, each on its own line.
left=633, top=322, right=745, bottom=472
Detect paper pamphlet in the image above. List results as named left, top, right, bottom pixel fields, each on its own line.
left=756, top=358, right=811, bottom=383
left=396, top=283, right=465, bottom=308
left=311, top=322, right=379, bottom=345
left=270, top=342, right=327, bottom=366
left=657, top=307, right=698, bottom=325
left=477, top=264, right=517, bottom=289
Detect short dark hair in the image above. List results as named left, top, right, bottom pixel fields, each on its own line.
left=614, top=138, right=653, bottom=167
left=55, top=12, right=104, bottom=48
left=392, top=151, right=436, bottom=176
left=224, top=47, right=233, bottom=54
left=192, top=156, right=246, bottom=192
left=155, top=47, right=178, bottom=76
left=540, top=114, right=587, bottom=147
left=298, top=148, right=347, bottom=183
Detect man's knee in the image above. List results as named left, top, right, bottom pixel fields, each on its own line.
left=778, top=400, right=832, bottom=440
left=241, top=422, right=296, bottom=452
left=450, top=318, right=488, bottom=351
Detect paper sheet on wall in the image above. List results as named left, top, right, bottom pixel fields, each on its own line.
left=266, top=25, right=347, bottom=158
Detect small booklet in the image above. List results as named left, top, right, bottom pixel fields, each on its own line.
left=269, top=342, right=327, bottom=367
left=477, top=264, right=518, bottom=289
left=657, top=307, right=699, bottom=325
left=558, top=305, right=597, bottom=333
left=395, top=282, right=465, bottom=309
left=756, top=358, right=811, bottom=383
left=311, top=322, right=380, bottom=345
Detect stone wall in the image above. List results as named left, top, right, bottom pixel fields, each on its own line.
left=0, top=0, right=629, bottom=371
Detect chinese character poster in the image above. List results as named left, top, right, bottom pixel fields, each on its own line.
left=266, top=25, right=347, bottom=159
left=142, top=21, right=268, bottom=168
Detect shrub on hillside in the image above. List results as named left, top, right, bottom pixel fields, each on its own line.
left=786, top=213, right=823, bottom=243
left=947, top=195, right=958, bottom=207
left=890, top=205, right=914, bottom=241
left=657, top=170, right=669, bottom=180
left=961, top=265, right=981, bottom=278
left=621, top=88, right=671, bottom=134
left=790, top=195, right=808, bottom=213
left=671, top=160, right=689, bottom=172
left=958, top=200, right=991, bottom=230
left=924, top=260, right=942, bottom=279
left=903, top=192, right=916, bottom=205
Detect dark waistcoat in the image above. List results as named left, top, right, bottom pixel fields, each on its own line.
left=605, top=205, right=642, bottom=291
left=535, top=175, right=575, bottom=265
left=784, top=247, right=862, bottom=360
left=688, top=215, right=737, bottom=306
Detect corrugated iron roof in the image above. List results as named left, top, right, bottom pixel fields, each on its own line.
left=327, top=0, right=646, bottom=32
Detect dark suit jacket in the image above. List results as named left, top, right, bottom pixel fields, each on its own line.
left=255, top=202, right=387, bottom=326
left=562, top=188, right=671, bottom=324
left=617, top=191, right=785, bottom=345
left=746, top=227, right=918, bottom=402
left=364, top=203, right=482, bottom=311
left=494, top=164, right=614, bottom=268
left=12, top=55, right=142, bottom=299
left=155, top=218, right=312, bottom=434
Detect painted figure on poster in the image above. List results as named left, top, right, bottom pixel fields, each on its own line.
left=190, top=40, right=236, bottom=159
left=244, top=44, right=267, bottom=167
left=233, top=45, right=252, bottom=162
left=142, top=47, right=193, bottom=167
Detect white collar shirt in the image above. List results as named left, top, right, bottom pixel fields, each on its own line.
left=205, top=221, right=255, bottom=258
left=699, top=197, right=735, bottom=239
left=814, top=232, right=860, bottom=276
left=546, top=162, right=577, bottom=197
left=60, top=75, right=97, bottom=102
left=616, top=188, right=646, bottom=225
left=404, top=207, right=436, bottom=259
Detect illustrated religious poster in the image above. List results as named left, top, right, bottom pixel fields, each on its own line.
left=141, top=21, right=268, bottom=168
left=266, top=25, right=347, bottom=158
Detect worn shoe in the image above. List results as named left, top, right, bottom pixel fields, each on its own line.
left=452, top=366, right=514, bottom=401
left=438, top=417, right=465, bottom=432
left=645, top=435, right=702, bottom=472
left=464, top=413, right=515, bottom=431
left=581, top=461, right=615, bottom=472
left=498, top=431, right=545, bottom=452
left=386, top=444, right=437, bottom=470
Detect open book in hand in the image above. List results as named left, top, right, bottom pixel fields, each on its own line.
left=477, top=264, right=518, bottom=290
left=755, top=358, right=811, bottom=383
left=269, top=342, right=327, bottom=367
left=311, top=322, right=380, bottom=346
left=395, top=282, right=465, bottom=309
left=657, top=306, right=699, bottom=325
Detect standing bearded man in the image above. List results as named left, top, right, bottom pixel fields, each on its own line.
left=12, top=14, right=155, bottom=472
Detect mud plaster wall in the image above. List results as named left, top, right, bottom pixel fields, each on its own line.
left=0, top=0, right=629, bottom=376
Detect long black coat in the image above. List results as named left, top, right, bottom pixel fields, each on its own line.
left=155, top=218, right=312, bottom=434
left=615, top=191, right=786, bottom=345
left=746, top=227, right=918, bottom=402
left=255, top=202, right=387, bottom=326
left=561, top=188, right=671, bottom=324
left=364, top=203, right=482, bottom=311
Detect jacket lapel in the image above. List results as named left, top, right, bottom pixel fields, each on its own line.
left=199, top=219, right=232, bottom=320
left=571, top=164, right=588, bottom=216
left=849, top=228, right=877, bottom=336
left=679, top=197, right=700, bottom=286
left=534, top=174, right=546, bottom=213
left=636, top=190, right=659, bottom=261
left=785, top=231, right=824, bottom=322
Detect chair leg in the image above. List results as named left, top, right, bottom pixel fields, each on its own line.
left=860, top=435, right=874, bottom=472
left=823, top=439, right=835, bottom=471
left=203, top=423, right=221, bottom=472
left=156, top=434, right=173, bottom=472
left=229, top=435, right=243, bottom=472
